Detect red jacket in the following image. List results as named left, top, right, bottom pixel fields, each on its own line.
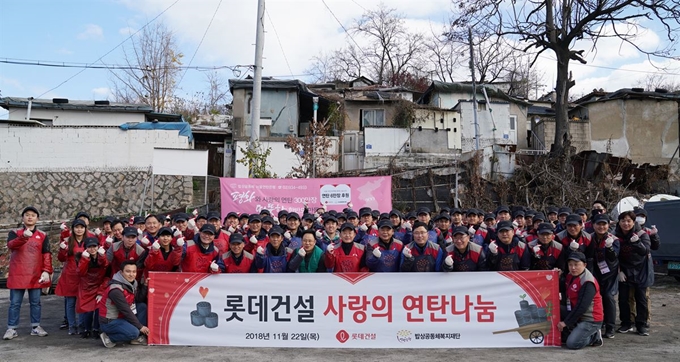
left=181, top=241, right=220, bottom=273
left=144, top=242, right=182, bottom=277
left=325, top=242, right=368, bottom=272
left=56, top=240, right=85, bottom=297
left=217, top=251, right=256, bottom=273
left=77, top=253, right=109, bottom=313
left=7, top=228, right=53, bottom=290
left=106, top=242, right=146, bottom=276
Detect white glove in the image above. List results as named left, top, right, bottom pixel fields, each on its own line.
left=468, top=226, right=476, bottom=235
left=250, top=236, right=258, bottom=244
left=60, top=223, right=67, bottom=231
left=188, top=219, right=197, bottom=230
left=192, top=209, right=199, bottom=216
left=176, top=237, right=185, bottom=247
left=402, top=222, right=412, bottom=231
left=303, top=225, right=309, bottom=231
left=650, top=225, right=658, bottom=235
left=618, top=271, right=627, bottom=282
left=106, top=236, right=113, bottom=244
left=256, top=246, right=265, bottom=255
left=359, top=224, right=368, bottom=232
left=326, top=243, right=335, bottom=253
left=515, top=229, right=524, bottom=236
left=210, top=261, right=219, bottom=272
left=298, top=248, right=306, bottom=257
left=273, top=216, right=279, bottom=224
left=227, top=226, right=236, bottom=233
left=479, top=222, right=488, bottom=231
left=445, top=236, right=453, bottom=245
left=94, top=228, right=101, bottom=236
left=372, top=248, right=382, bottom=258
left=98, top=246, right=106, bottom=256
left=316, top=216, right=323, bottom=224
left=82, top=250, right=91, bottom=258
left=444, top=255, right=453, bottom=266
left=403, top=246, right=412, bottom=258
left=284, top=231, right=292, bottom=239
left=605, top=236, right=614, bottom=248
left=347, top=202, right=353, bottom=208
left=488, top=241, right=498, bottom=254
left=512, top=221, right=519, bottom=228
left=630, top=233, right=639, bottom=243
left=23, top=229, right=33, bottom=238
left=96, top=295, right=102, bottom=303
left=140, top=237, right=150, bottom=246
left=173, top=229, right=182, bottom=237
left=152, top=241, right=161, bottom=251
left=137, top=228, right=144, bottom=237
left=315, top=230, right=323, bottom=239
left=38, top=271, right=50, bottom=284
left=533, top=245, right=541, bottom=257
left=63, top=237, right=69, bottom=243
left=371, top=224, right=378, bottom=230
left=569, top=240, right=579, bottom=251
left=60, top=241, right=68, bottom=250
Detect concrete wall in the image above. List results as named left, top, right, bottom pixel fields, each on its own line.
left=0, top=124, right=190, bottom=171
left=231, top=88, right=299, bottom=138
left=458, top=101, right=514, bottom=152
left=587, top=99, right=679, bottom=165
left=0, top=170, right=193, bottom=224
left=364, top=127, right=410, bottom=155
left=534, top=119, right=591, bottom=153
left=343, top=102, right=398, bottom=131
left=6, top=107, right=145, bottom=126
left=413, top=108, right=461, bottom=150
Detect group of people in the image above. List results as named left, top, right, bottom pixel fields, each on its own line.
left=4, top=200, right=660, bottom=350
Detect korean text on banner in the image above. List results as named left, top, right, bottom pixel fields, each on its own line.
left=148, top=271, right=560, bottom=348
left=220, top=176, right=392, bottom=215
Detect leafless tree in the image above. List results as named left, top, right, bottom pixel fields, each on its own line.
left=204, top=70, right=231, bottom=114
left=110, top=23, right=183, bottom=113
left=451, top=0, right=680, bottom=157
left=423, top=27, right=461, bottom=83
left=636, top=73, right=680, bottom=92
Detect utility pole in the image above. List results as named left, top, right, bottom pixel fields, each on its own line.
left=468, top=27, right=480, bottom=151
left=312, top=97, right=318, bottom=178
left=249, top=0, right=265, bottom=176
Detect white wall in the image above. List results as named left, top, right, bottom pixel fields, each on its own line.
left=364, top=128, right=410, bottom=155
left=413, top=108, right=461, bottom=150
left=0, top=125, right=190, bottom=170
left=458, top=101, right=513, bottom=152
left=8, top=107, right=146, bottom=126
left=233, top=138, right=340, bottom=178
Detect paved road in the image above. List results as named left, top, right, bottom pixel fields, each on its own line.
left=1, top=275, right=679, bottom=362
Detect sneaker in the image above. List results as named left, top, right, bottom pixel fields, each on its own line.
left=617, top=324, right=634, bottom=333
left=604, top=330, right=615, bottom=339
left=590, top=329, right=603, bottom=347
left=81, top=331, right=91, bottom=339
left=68, top=326, right=78, bottom=336
left=30, top=326, right=48, bottom=337
left=637, top=326, right=650, bottom=336
left=59, top=319, right=68, bottom=330
left=92, top=330, right=100, bottom=338
left=3, top=329, right=18, bottom=340
left=100, top=332, right=115, bottom=348
left=130, top=335, right=147, bottom=345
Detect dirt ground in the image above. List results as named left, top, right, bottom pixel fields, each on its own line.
left=0, top=274, right=679, bottom=362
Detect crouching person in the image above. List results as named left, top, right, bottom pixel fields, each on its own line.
left=98, top=260, right=149, bottom=348
left=558, top=252, right=604, bottom=349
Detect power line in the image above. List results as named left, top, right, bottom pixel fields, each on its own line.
left=320, top=0, right=367, bottom=57
left=176, top=0, right=223, bottom=88
left=0, top=58, right=248, bottom=72
left=350, top=0, right=367, bottom=11
left=265, top=7, right=294, bottom=78
left=35, top=0, right=182, bottom=99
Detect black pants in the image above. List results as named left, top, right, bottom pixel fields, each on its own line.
left=618, top=281, right=648, bottom=328
left=598, top=277, right=618, bottom=332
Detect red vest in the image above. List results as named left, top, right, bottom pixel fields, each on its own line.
left=325, top=242, right=367, bottom=272
left=181, top=241, right=220, bottom=273
left=144, top=245, right=182, bottom=277
left=221, top=251, right=255, bottom=273
left=7, top=228, right=52, bottom=290
left=109, top=242, right=145, bottom=276
left=55, top=240, right=85, bottom=297
left=566, top=270, right=604, bottom=322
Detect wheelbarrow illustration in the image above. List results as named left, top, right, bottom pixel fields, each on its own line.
left=493, top=321, right=552, bottom=344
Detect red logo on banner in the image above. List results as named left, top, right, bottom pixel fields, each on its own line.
left=199, top=286, right=209, bottom=299
left=336, top=330, right=350, bottom=343
left=334, top=273, right=373, bottom=285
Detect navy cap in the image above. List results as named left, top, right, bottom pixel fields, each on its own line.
left=476, top=209, right=485, bottom=216
left=195, top=213, right=207, bottom=221
left=123, top=227, right=138, bottom=237
left=278, top=210, right=289, bottom=218
left=592, top=213, right=611, bottom=224
left=452, top=225, right=469, bottom=236
left=340, top=222, right=356, bottom=232
left=496, top=220, right=514, bottom=232
left=248, top=214, right=262, bottom=223
left=238, top=213, right=250, bottom=220
left=103, top=216, right=115, bottom=224
left=533, top=213, right=546, bottom=222
left=302, top=213, right=315, bottom=222
left=575, top=208, right=588, bottom=216
left=226, top=211, right=239, bottom=219
left=21, top=206, right=39, bottom=217
left=324, top=215, right=338, bottom=224
left=200, top=224, right=216, bottom=234
left=207, top=212, right=221, bottom=221
left=269, top=226, right=284, bottom=236
left=72, top=219, right=87, bottom=228
left=634, top=208, right=648, bottom=217
left=287, top=212, right=300, bottom=221
left=371, top=210, right=380, bottom=219
left=525, top=211, right=536, bottom=218
left=379, top=212, right=389, bottom=221
left=513, top=210, right=525, bottom=219
left=496, top=206, right=511, bottom=214
left=262, top=216, right=274, bottom=224
left=450, top=208, right=462, bottom=215
left=84, top=237, right=99, bottom=248
left=173, top=213, right=188, bottom=222
left=416, top=207, right=430, bottom=216
left=440, top=207, right=451, bottom=214
left=158, top=227, right=173, bottom=236
left=336, top=213, right=347, bottom=221
left=346, top=211, right=359, bottom=219
left=484, top=213, right=496, bottom=221
left=568, top=251, right=587, bottom=263
left=466, top=209, right=477, bottom=216
left=75, top=211, right=91, bottom=221
left=260, top=209, right=271, bottom=216
left=328, top=210, right=338, bottom=216
left=566, top=214, right=582, bottom=226
left=537, top=222, right=554, bottom=234
left=558, top=207, right=572, bottom=216
left=405, top=212, right=416, bottom=220
left=359, top=207, right=372, bottom=217
left=434, top=213, right=451, bottom=222
left=229, top=233, right=244, bottom=243
left=378, top=220, right=393, bottom=229
left=546, top=207, right=558, bottom=215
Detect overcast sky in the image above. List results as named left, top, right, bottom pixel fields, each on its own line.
left=1, top=0, right=679, bottom=118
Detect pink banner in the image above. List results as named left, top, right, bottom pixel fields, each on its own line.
left=220, top=176, right=392, bottom=216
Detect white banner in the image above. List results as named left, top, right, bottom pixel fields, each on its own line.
left=148, top=272, right=560, bottom=348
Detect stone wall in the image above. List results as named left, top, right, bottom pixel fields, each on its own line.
left=0, top=170, right=193, bottom=224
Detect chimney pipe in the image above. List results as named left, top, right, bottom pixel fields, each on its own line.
left=26, top=97, right=34, bottom=120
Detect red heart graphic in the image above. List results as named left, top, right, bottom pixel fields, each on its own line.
left=199, top=286, right=209, bottom=299
left=336, top=330, right=349, bottom=343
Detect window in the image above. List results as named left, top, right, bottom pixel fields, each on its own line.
left=509, top=115, right=517, bottom=130
left=361, top=109, right=385, bottom=129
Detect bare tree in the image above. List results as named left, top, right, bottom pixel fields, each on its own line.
left=285, top=104, right=342, bottom=178
left=204, top=70, right=231, bottom=114
left=423, top=27, right=461, bottom=83
left=636, top=73, right=680, bottom=92
left=451, top=0, right=680, bottom=157
left=111, top=23, right=183, bottom=112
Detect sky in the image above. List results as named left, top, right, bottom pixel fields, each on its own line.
left=1, top=0, right=680, bottom=119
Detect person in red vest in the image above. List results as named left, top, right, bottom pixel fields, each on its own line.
left=76, top=237, right=109, bottom=339
left=215, top=233, right=256, bottom=273
left=56, top=218, right=88, bottom=335
left=144, top=226, right=183, bottom=278
left=443, top=226, right=488, bottom=272
left=106, top=227, right=146, bottom=277
left=325, top=223, right=368, bottom=272
left=181, top=224, right=221, bottom=273
left=3, top=206, right=52, bottom=341
left=487, top=220, right=530, bottom=271
left=559, top=251, right=604, bottom=349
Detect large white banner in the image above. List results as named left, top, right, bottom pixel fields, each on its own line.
left=148, top=272, right=560, bottom=348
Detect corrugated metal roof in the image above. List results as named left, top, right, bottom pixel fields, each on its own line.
left=0, top=97, right=153, bottom=113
